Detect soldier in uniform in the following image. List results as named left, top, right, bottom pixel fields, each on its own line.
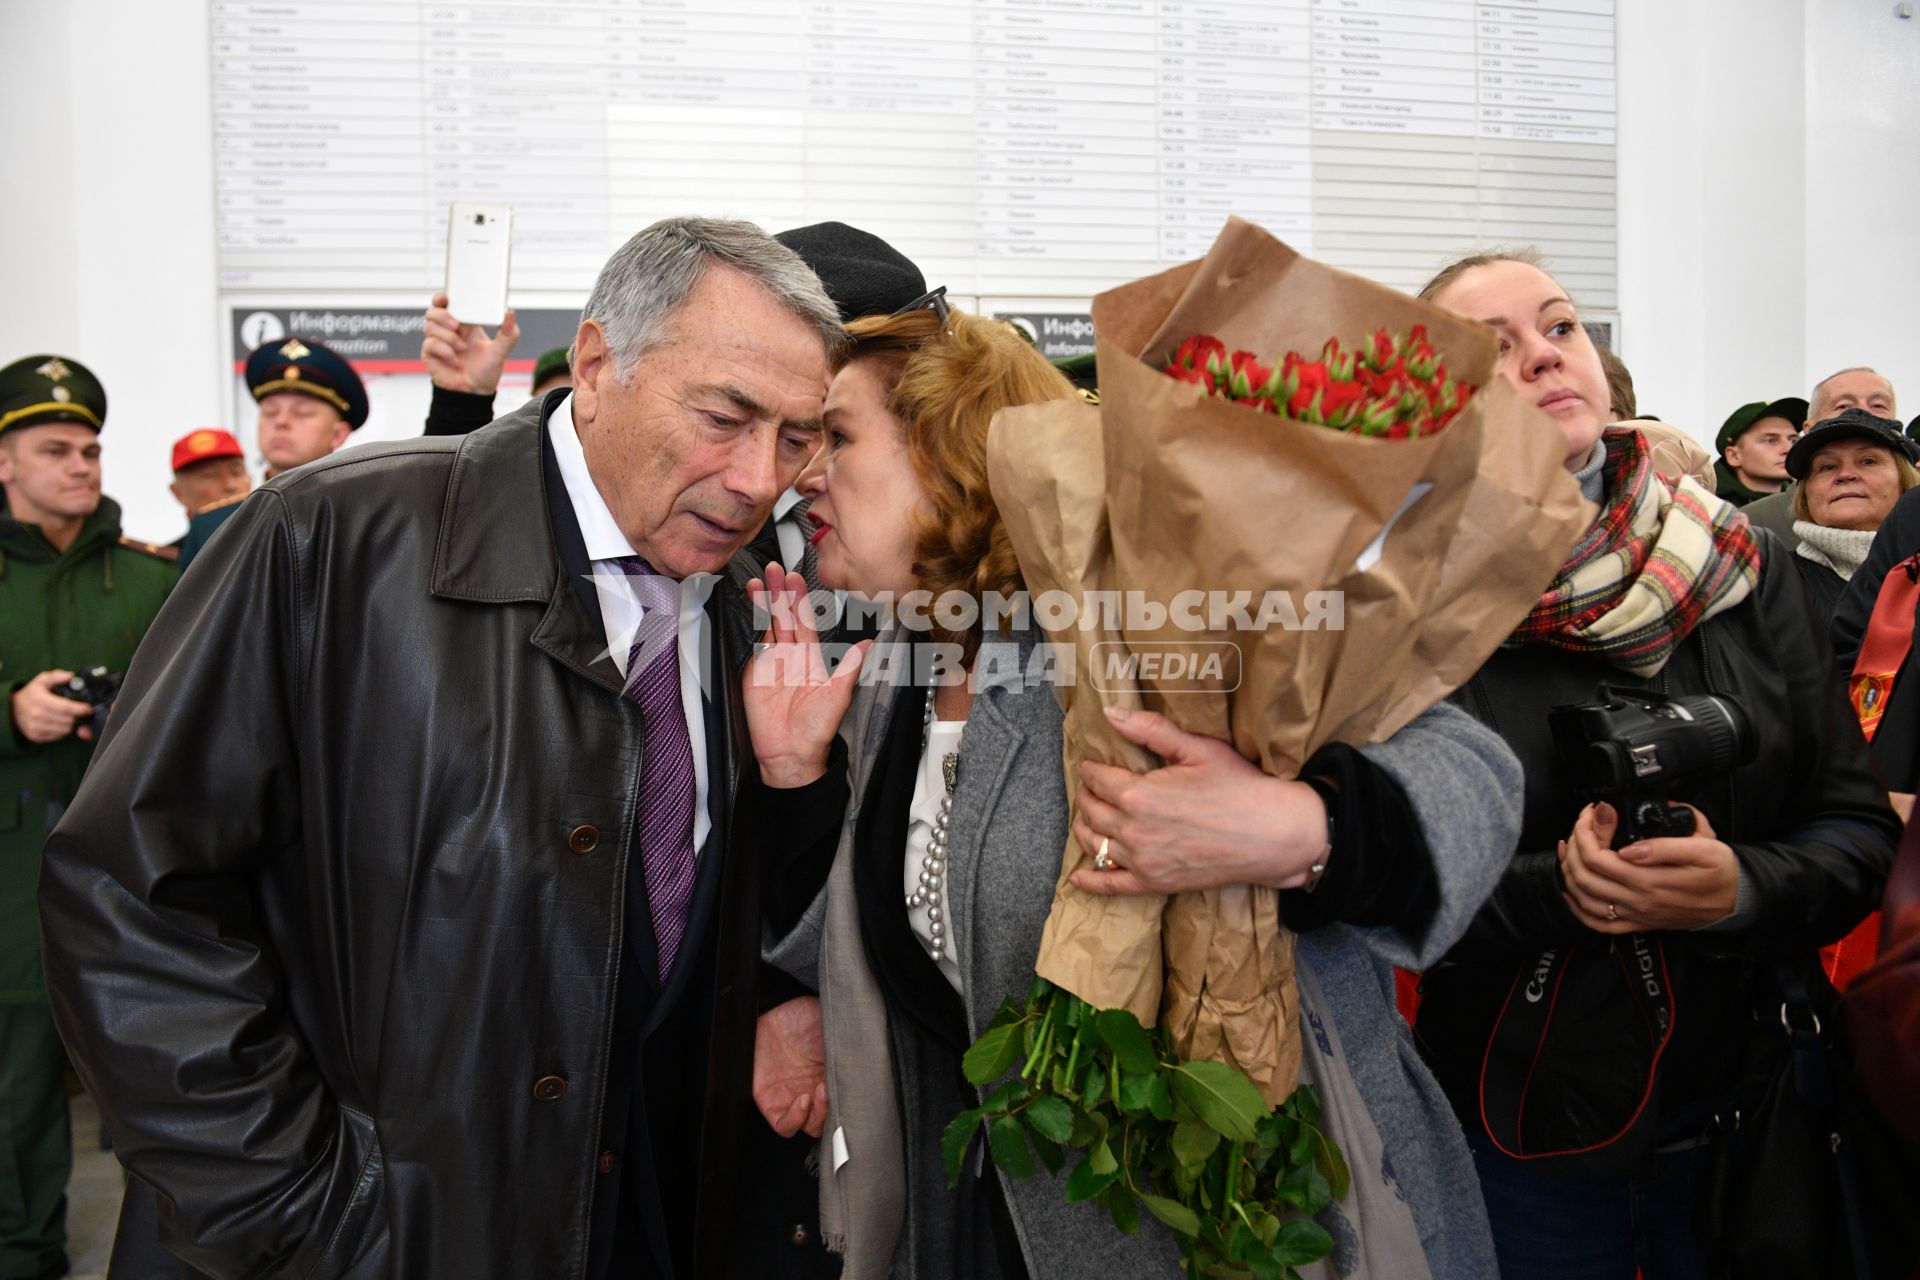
left=0, top=354, right=175, bottom=1280
left=166, top=429, right=251, bottom=574
left=243, top=336, right=369, bottom=481
left=174, top=339, right=372, bottom=573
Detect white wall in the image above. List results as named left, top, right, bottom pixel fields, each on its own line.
left=1802, top=0, right=1920, bottom=416
left=3, top=0, right=1918, bottom=542
left=0, top=0, right=222, bottom=542
left=1614, top=0, right=1920, bottom=438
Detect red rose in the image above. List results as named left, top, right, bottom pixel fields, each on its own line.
left=1172, top=334, right=1227, bottom=371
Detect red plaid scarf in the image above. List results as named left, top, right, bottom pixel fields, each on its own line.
left=1511, top=429, right=1762, bottom=676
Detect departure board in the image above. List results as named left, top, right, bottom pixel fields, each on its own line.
left=211, top=0, right=1616, bottom=307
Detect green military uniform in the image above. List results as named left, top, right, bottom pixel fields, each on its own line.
left=0, top=355, right=175, bottom=1279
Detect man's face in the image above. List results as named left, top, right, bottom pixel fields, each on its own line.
left=256, top=392, right=350, bottom=473
left=1724, top=415, right=1797, bottom=485
left=570, top=264, right=830, bottom=579
left=1811, top=371, right=1897, bottom=426
left=170, top=455, right=252, bottom=516
left=0, top=423, right=103, bottom=526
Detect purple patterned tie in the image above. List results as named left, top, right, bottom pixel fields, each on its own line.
left=612, top=556, right=697, bottom=980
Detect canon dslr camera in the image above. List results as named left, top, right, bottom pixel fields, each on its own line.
left=1549, top=686, right=1755, bottom=846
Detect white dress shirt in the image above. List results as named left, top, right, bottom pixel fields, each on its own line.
left=773, top=485, right=809, bottom=570
left=549, top=393, right=712, bottom=852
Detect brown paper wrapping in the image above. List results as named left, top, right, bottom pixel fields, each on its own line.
left=986, top=218, right=1592, bottom=1103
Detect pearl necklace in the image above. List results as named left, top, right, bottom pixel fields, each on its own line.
left=907, top=693, right=962, bottom=962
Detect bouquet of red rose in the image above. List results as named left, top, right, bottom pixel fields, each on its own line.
left=1163, top=327, right=1472, bottom=437
left=967, top=218, right=1591, bottom=1278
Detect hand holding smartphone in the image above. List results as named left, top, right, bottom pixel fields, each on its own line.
left=445, top=201, right=513, bottom=326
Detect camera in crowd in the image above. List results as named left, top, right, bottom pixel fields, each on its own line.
left=1550, top=686, right=1755, bottom=846
left=53, top=665, right=125, bottom=736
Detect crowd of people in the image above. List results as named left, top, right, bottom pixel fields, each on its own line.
left=2, top=216, right=1917, bottom=1280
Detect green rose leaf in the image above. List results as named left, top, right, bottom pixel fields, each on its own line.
left=1138, top=1193, right=1201, bottom=1239
left=1270, top=1218, right=1336, bottom=1266
left=979, top=1078, right=1028, bottom=1114
left=984, top=997, right=1024, bottom=1033
left=1116, top=1069, right=1156, bottom=1115
left=1228, top=1220, right=1263, bottom=1262
left=964, top=1023, right=1023, bottom=1086
left=1102, top=1185, right=1141, bottom=1235
left=1065, top=1153, right=1119, bottom=1203
left=1170, top=1060, right=1267, bottom=1143
left=1245, top=1254, right=1288, bottom=1280
left=1089, top=1138, right=1118, bottom=1176
left=941, top=1108, right=982, bottom=1188
left=1092, top=1009, right=1159, bottom=1075
left=988, top=1114, right=1035, bottom=1180
left=1170, top=1121, right=1221, bottom=1173
left=1026, top=1094, right=1076, bottom=1145
left=1314, top=1128, right=1352, bottom=1201
left=1031, top=1131, right=1065, bottom=1176
left=1148, top=1071, right=1175, bottom=1122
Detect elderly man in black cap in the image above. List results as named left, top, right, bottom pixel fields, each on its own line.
left=41, top=218, right=848, bottom=1280
left=1744, top=367, right=1899, bottom=553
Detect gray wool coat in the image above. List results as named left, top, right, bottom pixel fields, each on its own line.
left=769, top=630, right=1517, bottom=1280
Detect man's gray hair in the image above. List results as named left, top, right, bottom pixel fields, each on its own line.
left=582, top=217, right=843, bottom=377
left=1809, top=365, right=1895, bottom=422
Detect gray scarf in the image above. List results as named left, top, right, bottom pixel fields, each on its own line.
left=815, top=640, right=911, bottom=1278
left=1793, top=518, right=1877, bottom=581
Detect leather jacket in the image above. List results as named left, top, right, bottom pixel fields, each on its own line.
left=38, top=398, right=772, bottom=1279
left=1417, top=532, right=1900, bottom=1127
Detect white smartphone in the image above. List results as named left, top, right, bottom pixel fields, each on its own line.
left=444, top=202, right=513, bottom=326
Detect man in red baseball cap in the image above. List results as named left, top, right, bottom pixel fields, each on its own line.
left=167, top=429, right=252, bottom=571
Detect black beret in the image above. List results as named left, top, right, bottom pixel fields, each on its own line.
left=1786, top=407, right=1920, bottom=480
left=0, top=354, right=106, bottom=437
left=244, top=337, right=369, bottom=430
left=775, top=222, right=927, bottom=322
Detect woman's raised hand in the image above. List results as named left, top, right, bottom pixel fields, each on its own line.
left=743, top=562, right=869, bottom=788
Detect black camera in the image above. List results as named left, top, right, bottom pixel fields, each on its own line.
left=1549, top=686, right=1755, bottom=846
left=53, top=665, right=125, bottom=735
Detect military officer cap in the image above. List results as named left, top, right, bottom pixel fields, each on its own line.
left=244, top=336, right=369, bottom=430
left=0, top=354, right=107, bottom=438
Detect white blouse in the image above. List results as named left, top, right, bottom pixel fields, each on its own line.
left=904, top=718, right=967, bottom=994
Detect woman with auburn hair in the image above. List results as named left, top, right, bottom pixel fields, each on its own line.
left=1411, top=251, right=1898, bottom=1279
left=743, top=299, right=1528, bottom=1279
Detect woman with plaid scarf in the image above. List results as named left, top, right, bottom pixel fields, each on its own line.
left=1405, top=252, right=1900, bottom=1280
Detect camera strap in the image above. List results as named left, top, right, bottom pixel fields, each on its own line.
left=1479, top=934, right=1676, bottom=1174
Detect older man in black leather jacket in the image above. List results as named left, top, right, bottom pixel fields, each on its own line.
left=38, top=218, right=841, bottom=1280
